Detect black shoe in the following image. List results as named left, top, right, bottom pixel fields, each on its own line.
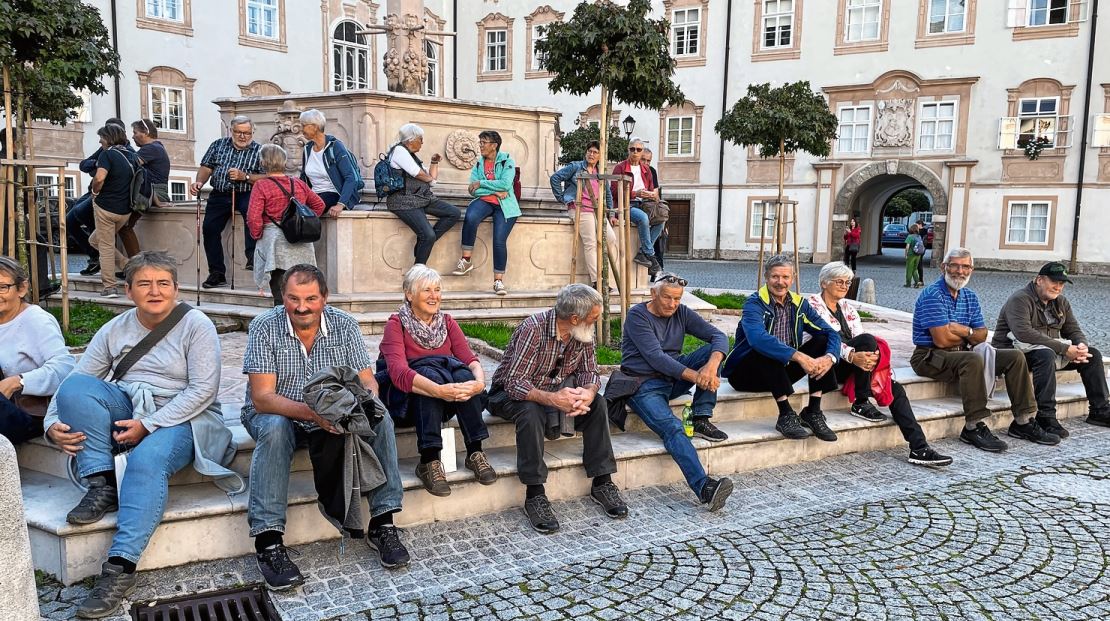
left=1008, top=420, right=1061, bottom=446
left=632, top=252, right=652, bottom=267
left=67, top=478, right=118, bottom=525
left=799, top=407, right=837, bottom=442
left=114, top=271, right=124, bottom=279
left=255, top=544, right=304, bottom=591
left=693, top=418, right=728, bottom=442
left=590, top=481, right=628, bottom=519
left=75, top=561, right=136, bottom=619
left=201, top=272, right=227, bottom=289
left=1087, top=406, right=1110, bottom=427
left=416, top=460, right=452, bottom=497
left=1037, top=417, right=1070, bottom=439
left=245, top=260, right=254, bottom=271
left=699, top=477, right=734, bottom=512
left=79, top=261, right=101, bottom=276
left=960, top=422, right=1008, bottom=453
left=849, top=401, right=887, bottom=422
left=366, top=525, right=411, bottom=568
left=523, top=494, right=560, bottom=534
left=776, top=411, right=811, bottom=440
left=908, top=447, right=953, bottom=468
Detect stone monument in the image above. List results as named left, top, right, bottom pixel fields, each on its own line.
left=362, top=0, right=452, bottom=95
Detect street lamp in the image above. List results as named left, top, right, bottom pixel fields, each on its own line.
left=622, top=115, right=636, bottom=139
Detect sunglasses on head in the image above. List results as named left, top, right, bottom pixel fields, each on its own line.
left=657, top=274, right=688, bottom=287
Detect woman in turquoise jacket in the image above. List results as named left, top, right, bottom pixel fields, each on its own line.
left=452, top=130, right=520, bottom=295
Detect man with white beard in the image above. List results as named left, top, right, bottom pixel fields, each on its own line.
left=909, top=248, right=1054, bottom=453
left=488, top=284, right=625, bottom=534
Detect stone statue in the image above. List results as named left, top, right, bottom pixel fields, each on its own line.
left=874, top=98, right=915, bottom=148
left=363, top=0, right=454, bottom=95
left=269, top=100, right=306, bottom=175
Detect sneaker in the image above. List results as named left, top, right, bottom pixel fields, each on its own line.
left=366, top=525, right=411, bottom=568
left=255, top=544, right=304, bottom=591
left=493, top=279, right=507, bottom=296
left=908, top=447, right=953, bottom=468
left=523, top=494, right=560, bottom=534
left=201, top=272, right=227, bottom=289
left=75, top=561, right=137, bottom=619
left=67, top=477, right=118, bottom=525
left=775, top=411, right=811, bottom=440
left=99, top=287, right=119, bottom=299
left=452, top=257, right=474, bottom=276
left=1008, top=420, right=1061, bottom=446
left=245, top=260, right=254, bottom=271
left=590, top=481, right=628, bottom=519
left=79, top=261, right=101, bottom=276
left=959, top=422, right=1008, bottom=453
left=849, top=401, right=887, bottom=422
left=799, top=407, right=837, bottom=442
left=699, top=477, right=734, bottom=512
left=647, top=257, right=661, bottom=279
left=415, top=460, right=451, bottom=497
left=464, top=451, right=497, bottom=485
left=693, top=418, right=728, bottom=442
left=632, top=251, right=652, bottom=267
left=1037, top=417, right=1069, bottom=439
left=1087, top=406, right=1110, bottom=427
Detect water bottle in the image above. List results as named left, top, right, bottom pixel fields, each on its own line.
left=682, top=402, right=694, bottom=438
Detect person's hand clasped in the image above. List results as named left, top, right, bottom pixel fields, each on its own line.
left=0, top=375, right=21, bottom=399
left=550, top=387, right=585, bottom=415
left=112, top=419, right=150, bottom=445
left=430, top=153, right=442, bottom=165
left=850, top=351, right=879, bottom=372
left=46, top=422, right=86, bottom=457
left=695, top=365, right=720, bottom=392
left=468, top=181, right=480, bottom=194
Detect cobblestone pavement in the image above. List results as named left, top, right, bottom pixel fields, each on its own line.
left=39, top=421, right=1110, bottom=620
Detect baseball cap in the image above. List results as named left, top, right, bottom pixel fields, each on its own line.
left=1038, top=262, right=1073, bottom=284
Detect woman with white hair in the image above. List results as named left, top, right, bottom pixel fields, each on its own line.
left=299, top=109, right=363, bottom=216
left=246, top=144, right=327, bottom=303
left=386, top=123, right=461, bottom=266
left=377, top=265, right=495, bottom=496
left=806, top=261, right=952, bottom=467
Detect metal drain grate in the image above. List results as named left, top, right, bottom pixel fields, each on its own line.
left=130, top=585, right=281, bottom=621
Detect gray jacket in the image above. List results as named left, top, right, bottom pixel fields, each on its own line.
left=992, top=282, right=1087, bottom=355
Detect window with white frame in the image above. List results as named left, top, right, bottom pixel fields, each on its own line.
left=34, top=174, right=76, bottom=200
left=146, top=0, right=182, bottom=21
left=845, top=0, right=882, bottom=42
left=425, top=41, right=438, bottom=96
left=1007, top=0, right=1089, bottom=27
left=762, top=0, right=794, bottom=48
left=332, top=22, right=369, bottom=91
left=1006, top=201, right=1050, bottom=244
left=837, top=106, right=872, bottom=153
left=1093, top=114, right=1110, bottom=148
left=918, top=101, right=957, bottom=151
left=1028, top=0, right=1069, bottom=25
left=750, top=200, right=778, bottom=240
left=1019, top=97, right=1059, bottom=146
left=246, top=0, right=278, bottom=39
left=666, top=117, right=695, bottom=156
left=485, top=29, right=507, bottom=72
left=671, top=8, right=701, bottom=56
left=928, top=0, right=967, bottom=34
left=532, top=24, right=548, bottom=71
left=169, top=181, right=188, bottom=203
left=149, top=85, right=186, bottom=132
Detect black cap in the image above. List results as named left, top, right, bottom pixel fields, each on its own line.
left=1038, top=262, right=1073, bottom=284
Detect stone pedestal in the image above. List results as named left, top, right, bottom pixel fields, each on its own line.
left=0, top=435, right=40, bottom=621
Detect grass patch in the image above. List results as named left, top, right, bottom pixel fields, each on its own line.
left=690, top=289, right=747, bottom=309
left=47, top=301, right=118, bottom=346
left=858, top=310, right=874, bottom=319
left=35, top=569, right=61, bottom=588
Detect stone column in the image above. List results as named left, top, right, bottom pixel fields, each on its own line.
left=0, top=435, right=40, bottom=620
left=383, top=0, right=429, bottom=94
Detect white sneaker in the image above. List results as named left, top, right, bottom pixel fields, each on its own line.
left=452, top=257, right=474, bottom=276
left=493, top=280, right=507, bottom=296
left=100, top=287, right=120, bottom=299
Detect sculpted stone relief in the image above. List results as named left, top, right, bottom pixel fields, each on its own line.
left=270, top=101, right=306, bottom=175
left=382, top=13, right=429, bottom=94
left=444, top=129, right=479, bottom=169
left=874, top=98, right=915, bottom=148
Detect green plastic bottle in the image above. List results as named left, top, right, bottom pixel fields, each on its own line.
left=682, top=402, right=694, bottom=438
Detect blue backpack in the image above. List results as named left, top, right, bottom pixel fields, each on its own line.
left=322, top=144, right=365, bottom=194
left=913, top=235, right=926, bottom=256
left=373, top=145, right=406, bottom=199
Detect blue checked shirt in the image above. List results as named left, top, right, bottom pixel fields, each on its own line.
left=241, top=305, right=372, bottom=429
left=199, top=137, right=263, bottom=193
left=912, top=277, right=986, bottom=347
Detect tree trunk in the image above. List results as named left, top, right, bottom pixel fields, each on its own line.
left=13, top=93, right=27, bottom=268
left=776, top=137, right=785, bottom=255
left=597, top=83, right=611, bottom=346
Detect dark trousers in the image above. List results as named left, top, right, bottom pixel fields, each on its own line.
left=834, top=334, right=878, bottom=401
left=0, top=393, right=43, bottom=445
left=726, top=333, right=840, bottom=398
left=396, top=366, right=490, bottom=452
left=843, top=246, right=858, bottom=271
left=1025, top=346, right=1109, bottom=420
left=67, top=193, right=97, bottom=260
left=268, top=268, right=285, bottom=306
left=202, top=190, right=255, bottom=276
left=833, top=333, right=929, bottom=451
left=393, top=201, right=461, bottom=265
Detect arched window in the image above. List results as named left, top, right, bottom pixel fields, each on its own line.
left=332, top=21, right=368, bottom=91
left=424, top=41, right=438, bottom=96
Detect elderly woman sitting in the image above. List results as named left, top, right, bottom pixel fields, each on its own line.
left=386, top=123, right=461, bottom=267
left=378, top=265, right=496, bottom=496
left=299, top=108, right=362, bottom=216
left=247, top=144, right=327, bottom=304
left=0, top=256, right=75, bottom=444
left=805, top=261, right=952, bottom=467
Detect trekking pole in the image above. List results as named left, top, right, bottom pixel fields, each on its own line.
left=570, top=177, right=582, bottom=285
left=195, top=195, right=202, bottom=306
left=229, top=188, right=236, bottom=290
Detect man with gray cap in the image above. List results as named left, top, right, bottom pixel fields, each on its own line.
left=993, top=261, right=1110, bottom=434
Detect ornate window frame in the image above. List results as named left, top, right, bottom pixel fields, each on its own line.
left=331, top=20, right=371, bottom=92
left=915, top=0, right=977, bottom=48
left=424, top=8, right=447, bottom=97
left=834, top=0, right=890, bottom=55
left=238, top=80, right=286, bottom=97
left=524, top=6, right=564, bottom=80
left=999, top=196, right=1056, bottom=250
left=752, top=0, right=804, bottom=62
left=137, top=0, right=193, bottom=36
left=658, top=101, right=705, bottom=162
left=136, top=66, right=197, bottom=165
left=239, top=0, right=287, bottom=53
left=477, top=13, right=513, bottom=82
left=664, top=0, right=709, bottom=68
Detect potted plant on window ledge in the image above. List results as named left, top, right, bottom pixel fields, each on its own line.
left=1017, top=136, right=1052, bottom=160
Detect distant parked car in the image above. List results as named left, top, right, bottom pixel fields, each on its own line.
left=881, top=223, right=908, bottom=247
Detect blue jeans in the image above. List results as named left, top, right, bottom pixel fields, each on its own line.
left=56, top=374, right=195, bottom=564
left=460, top=199, right=517, bottom=274
left=66, top=193, right=96, bottom=259
left=243, top=411, right=404, bottom=536
left=626, top=344, right=719, bottom=496
left=629, top=202, right=663, bottom=257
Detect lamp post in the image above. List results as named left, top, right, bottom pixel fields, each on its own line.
left=622, top=115, right=636, bottom=140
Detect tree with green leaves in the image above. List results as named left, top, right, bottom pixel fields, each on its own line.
left=884, top=196, right=914, bottom=219
left=558, top=124, right=629, bottom=166
left=890, top=188, right=931, bottom=215
left=715, top=82, right=838, bottom=254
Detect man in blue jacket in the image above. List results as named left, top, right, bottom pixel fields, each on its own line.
left=723, top=254, right=841, bottom=441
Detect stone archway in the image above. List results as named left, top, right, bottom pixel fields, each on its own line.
left=834, top=160, right=948, bottom=265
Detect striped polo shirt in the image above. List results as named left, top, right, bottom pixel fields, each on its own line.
left=912, top=276, right=986, bottom=347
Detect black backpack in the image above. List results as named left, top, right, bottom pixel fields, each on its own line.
left=373, top=144, right=407, bottom=199
left=266, top=177, right=321, bottom=244
left=108, top=147, right=153, bottom=213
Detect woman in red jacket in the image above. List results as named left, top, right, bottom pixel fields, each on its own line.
left=842, top=217, right=861, bottom=270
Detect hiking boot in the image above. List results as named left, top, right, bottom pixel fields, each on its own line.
left=647, top=256, right=661, bottom=279
left=699, top=477, right=734, bottom=512
left=201, top=272, right=227, bottom=289
left=776, top=411, right=811, bottom=440
left=100, top=287, right=120, bottom=299
left=1037, top=417, right=1069, bottom=439
left=464, top=451, right=497, bottom=485
left=452, top=257, right=474, bottom=276
left=1087, top=406, right=1110, bottom=427
left=245, top=260, right=254, bottom=271
left=366, top=525, right=410, bottom=568
left=75, top=561, right=137, bottom=619
left=799, top=407, right=837, bottom=442
left=67, top=477, right=118, bottom=525
left=255, top=544, right=303, bottom=591
left=1008, top=420, right=1061, bottom=446
left=693, top=418, right=728, bottom=442
left=849, top=401, right=887, bottom=422
left=908, top=447, right=953, bottom=468
left=416, top=460, right=451, bottom=497
left=960, top=422, right=1008, bottom=453
left=493, top=279, right=507, bottom=296
left=114, top=271, right=125, bottom=280
left=79, top=261, right=101, bottom=276
left=632, top=251, right=652, bottom=267
left=590, top=481, right=628, bottom=519
left=523, top=494, right=560, bottom=534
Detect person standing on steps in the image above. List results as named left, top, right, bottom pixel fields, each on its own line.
left=453, top=130, right=520, bottom=296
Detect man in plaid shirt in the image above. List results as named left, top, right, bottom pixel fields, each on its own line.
left=489, top=284, right=625, bottom=534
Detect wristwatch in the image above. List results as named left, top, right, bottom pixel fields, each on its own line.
left=967, top=326, right=973, bottom=338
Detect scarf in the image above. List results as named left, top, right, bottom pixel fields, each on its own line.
left=398, top=301, right=447, bottom=350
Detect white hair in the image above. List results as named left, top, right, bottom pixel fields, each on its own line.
left=944, top=247, right=973, bottom=265
left=396, top=123, right=424, bottom=145
left=229, top=115, right=253, bottom=130
left=402, top=264, right=441, bottom=296
left=555, top=283, right=602, bottom=320
left=818, top=261, right=854, bottom=287
left=628, top=136, right=645, bottom=148
left=763, top=254, right=795, bottom=279
left=299, top=109, right=326, bottom=131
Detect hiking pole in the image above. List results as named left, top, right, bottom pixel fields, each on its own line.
left=195, top=195, right=202, bottom=307
left=229, top=188, right=236, bottom=290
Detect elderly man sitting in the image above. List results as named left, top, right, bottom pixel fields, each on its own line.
left=619, top=272, right=734, bottom=510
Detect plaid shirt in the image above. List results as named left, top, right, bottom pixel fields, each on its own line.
left=200, top=137, right=263, bottom=193
left=771, top=297, right=796, bottom=348
left=241, top=305, right=372, bottom=429
left=490, top=309, right=601, bottom=401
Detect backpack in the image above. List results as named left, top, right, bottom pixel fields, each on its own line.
left=374, top=144, right=407, bottom=199
left=266, top=177, right=321, bottom=243
left=322, top=142, right=366, bottom=194
left=913, top=235, right=925, bottom=256
left=513, top=166, right=522, bottom=201
left=108, top=147, right=153, bottom=213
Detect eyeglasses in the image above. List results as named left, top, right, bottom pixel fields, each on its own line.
left=628, top=147, right=643, bottom=152
left=827, top=279, right=853, bottom=288
left=945, top=263, right=974, bottom=273
left=232, top=130, right=253, bottom=137
left=479, top=140, right=495, bottom=145
left=657, top=274, right=688, bottom=287
left=0, top=282, right=16, bottom=294
left=547, top=357, right=564, bottom=379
